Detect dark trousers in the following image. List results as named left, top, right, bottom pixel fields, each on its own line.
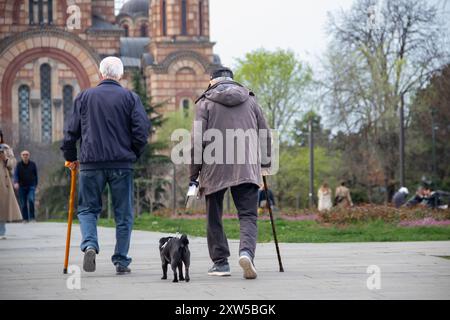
left=19, top=186, right=36, bottom=221
left=205, top=183, right=259, bottom=265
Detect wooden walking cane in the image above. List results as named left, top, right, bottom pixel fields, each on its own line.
left=262, top=175, right=284, bottom=272
left=63, top=162, right=77, bottom=274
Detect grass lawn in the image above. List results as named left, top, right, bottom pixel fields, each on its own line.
left=51, top=215, right=450, bottom=243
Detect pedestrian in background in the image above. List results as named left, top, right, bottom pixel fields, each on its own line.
left=258, top=184, right=276, bottom=214
left=334, top=181, right=353, bottom=208
left=0, top=130, right=22, bottom=239
left=392, top=187, right=409, bottom=208
left=318, top=182, right=332, bottom=211
left=14, top=150, right=38, bottom=222
left=406, top=186, right=426, bottom=207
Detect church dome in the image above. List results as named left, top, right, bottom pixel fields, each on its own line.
left=119, top=0, right=149, bottom=17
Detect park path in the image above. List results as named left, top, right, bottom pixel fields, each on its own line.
left=0, top=222, right=449, bottom=300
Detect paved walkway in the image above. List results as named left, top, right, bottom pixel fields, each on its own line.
left=0, top=222, right=449, bottom=300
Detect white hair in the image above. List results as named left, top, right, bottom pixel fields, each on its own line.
left=99, top=56, right=124, bottom=80
left=399, top=187, right=409, bottom=194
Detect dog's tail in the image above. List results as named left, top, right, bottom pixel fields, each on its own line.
left=159, top=237, right=172, bottom=250
left=180, top=234, right=189, bottom=247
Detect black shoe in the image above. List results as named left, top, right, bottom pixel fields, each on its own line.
left=83, top=248, right=96, bottom=272
left=116, top=264, right=131, bottom=275
left=207, top=263, right=231, bottom=276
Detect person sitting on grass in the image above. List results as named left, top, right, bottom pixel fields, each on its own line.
left=393, top=187, right=409, bottom=208
left=406, top=186, right=426, bottom=207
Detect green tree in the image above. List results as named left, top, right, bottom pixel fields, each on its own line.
left=132, top=71, right=171, bottom=213
left=157, top=107, right=194, bottom=148
left=323, top=0, right=447, bottom=202
left=292, top=110, right=331, bottom=148
left=407, top=64, right=450, bottom=190
left=234, top=48, right=313, bottom=138
left=156, top=106, right=196, bottom=212
left=275, top=146, right=341, bottom=209
left=35, top=142, right=70, bottom=218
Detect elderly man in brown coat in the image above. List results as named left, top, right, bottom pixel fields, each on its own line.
left=190, top=67, right=271, bottom=279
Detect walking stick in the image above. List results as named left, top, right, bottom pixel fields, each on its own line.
left=262, top=175, right=284, bottom=272
left=63, top=162, right=77, bottom=274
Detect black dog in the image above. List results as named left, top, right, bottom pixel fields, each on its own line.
left=159, top=234, right=190, bottom=283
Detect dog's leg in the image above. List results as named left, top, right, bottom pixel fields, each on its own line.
left=161, top=261, right=168, bottom=280
left=185, top=265, right=190, bottom=282
left=178, top=263, right=184, bottom=281
left=184, top=251, right=191, bottom=282
left=171, top=263, right=178, bottom=283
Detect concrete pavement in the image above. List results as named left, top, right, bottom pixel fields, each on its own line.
left=0, top=222, right=449, bottom=300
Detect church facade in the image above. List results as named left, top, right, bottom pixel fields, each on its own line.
left=0, top=0, right=220, bottom=145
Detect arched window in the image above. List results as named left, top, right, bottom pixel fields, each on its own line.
left=199, top=0, right=203, bottom=36
left=40, top=63, right=52, bottom=144
left=181, top=0, right=187, bottom=35
left=63, top=85, right=74, bottom=128
left=18, top=85, right=31, bottom=143
left=140, top=24, right=148, bottom=37
left=123, top=24, right=129, bottom=37
left=29, top=0, right=53, bottom=25
left=161, top=0, right=167, bottom=36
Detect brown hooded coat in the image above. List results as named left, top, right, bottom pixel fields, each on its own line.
left=190, top=81, right=271, bottom=196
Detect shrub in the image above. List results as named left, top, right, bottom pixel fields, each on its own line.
left=317, top=204, right=450, bottom=225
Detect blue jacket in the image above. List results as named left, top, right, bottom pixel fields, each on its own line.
left=14, top=160, right=38, bottom=187
left=61, top=79, right=151, bottom=170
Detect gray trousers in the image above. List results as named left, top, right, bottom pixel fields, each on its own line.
left=205, top=183, right=259, bottom=265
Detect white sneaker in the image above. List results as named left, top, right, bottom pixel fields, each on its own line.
left=239, top=252, right=257, bottom=279
left=0, top=236, right=6, bottom=240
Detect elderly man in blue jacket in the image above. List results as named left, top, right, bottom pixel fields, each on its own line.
left=61, top=56, right=151, bottom=275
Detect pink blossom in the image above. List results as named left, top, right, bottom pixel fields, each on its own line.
left=398, top=218, right=450, bottom=227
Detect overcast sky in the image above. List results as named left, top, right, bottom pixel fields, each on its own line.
left=209, top=0, right=355, bottom=68
left=115, top=1, right=450, bottom=69
left=209, top=0, right=450, bottom=69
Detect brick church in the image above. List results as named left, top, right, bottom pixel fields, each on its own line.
left=0, top=0, right=220, bottom=145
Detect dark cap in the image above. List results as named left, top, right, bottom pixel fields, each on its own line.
left=421, top=177, right=434, bottom=190
left=210, top=67, right=234, bottom=80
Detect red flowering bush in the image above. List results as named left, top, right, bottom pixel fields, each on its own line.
left=317, top=204, right=450, bottom=225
